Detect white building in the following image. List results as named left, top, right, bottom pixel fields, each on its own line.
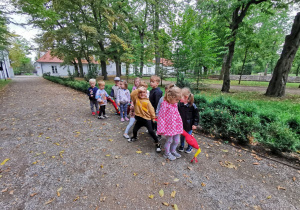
left=0, top=50, right=14, bottom=79
left=35, top=51, right=174, bottom=77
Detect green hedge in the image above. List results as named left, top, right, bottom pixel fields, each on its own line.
left=44, top=75, right=300, bottom=153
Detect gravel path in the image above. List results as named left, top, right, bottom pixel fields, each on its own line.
left=0, top=77, right=299, bottom=209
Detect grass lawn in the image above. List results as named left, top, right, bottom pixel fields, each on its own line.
left=0, top=79, right=12, bottom=90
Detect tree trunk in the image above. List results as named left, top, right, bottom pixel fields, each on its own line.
left=203, top=66, right=208, bottom=76
left=239, top=47, right=248, bottom=84
left=154, top=0, right=160, bottom=75
left=264, top=63, right=269, bottom=76
left=126, top=63, right=129, bottom=82
left=115, top=57, right=121, bottom=77
left=101, top=60, right=108, bottom=80
left=72, top=60, right=79, bottom=76
left=221, top=40, right=235, bottom=92
left=266, top=12, right=300, bottom=97
left=219, top=54, right=227, bottom=80
left=77, top=57, right=84, bottom=78
left=139, top=31, right=144, bottom=77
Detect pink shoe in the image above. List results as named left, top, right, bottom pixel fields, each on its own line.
left=121, top=118, right=125, bottom=122
left=125, top=117, right=129, bottom=121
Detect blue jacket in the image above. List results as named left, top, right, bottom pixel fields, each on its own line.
left=87, top=87, right=98, bottom=101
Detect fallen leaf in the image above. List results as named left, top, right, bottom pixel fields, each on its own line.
left=159, top=189, right=164, bottom=197
left=108, top=139, right=113, bottom=142
left=136, top=151, right=142, bottom=154
left=100, top=165, right=103, bottom=169
left=164, top=182, right=169, bottom=185
left=172, top=204, right=179, bottom=210
left=9, top=190, right=14, bottom=195
left=222, top=149, right=228, bottom=152
left=277, top=186, right=286, bottom=190
left=133, top=173, right=137, bottom=176
left=205, top=154, right=209, bottom=158
left=57, top=191, right=60, bottom=197
left=51, top=156, right=55, bottom=158
left=32, top=161, right=38, bottom=165
left=293, top=177, right=296, bottom=182
left=57, top=187, right=63, bottom=192
left=105, top=154, right=111, bottom=157
left=44, top=198, right=55, bottom=205
left=253, top=162, right=260, bottom=165
left=173, top=178, right=179, bottom=182
left=116, top=184, right=119, bottom=187
left=100, top=197, right=106, bottom=202
left=145, top=153, right=149, bottom=155
left=187, top=166, right=192, bottom=170
left=253, top=205, right=262, bottom=210
left=162, top=202, right=169, bottom=206
left=148, top=194, right=154, bottom=199
left=1, top=158, right=10, bottom=165
left=201, top=182, right=206, bottom=187
left=30, top=192, right=38, bottom=197
left=171, top=191, right=176, bottom=198
left=1, top=188, right=8, bottom=192
left=253, top=155, right=262, bottom=161
left=74, top=196, right=79, bottom=201
left=162, top=162, right=165, bottom=166
left=45, top=137, right=50, bottom=139
left=267, top=195, right=272, bottom=199
left=54, top=143, right=60, bottom=146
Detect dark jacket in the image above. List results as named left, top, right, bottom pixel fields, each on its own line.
left=149, top=87, right=163, bottom=111
left=87, top=86, right=98, bottom=101
left=178, top=102, right=199, bottom=131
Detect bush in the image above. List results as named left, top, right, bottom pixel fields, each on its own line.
left=286, top=117, right=300, bottom=135
left=84, top=64, right=99, bottom=82
left=194, top=95, right=208, bottom=111
left=259, top=112, right=278, bottom=126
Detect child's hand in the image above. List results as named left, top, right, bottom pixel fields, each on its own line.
left=192, top=125, right=197, bottom=130
left=118, top=103, right=120, bottom=106
left=138, top=86, right=146, bottom=92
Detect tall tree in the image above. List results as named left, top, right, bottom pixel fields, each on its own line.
left=266, top=12, right=300, bottom=97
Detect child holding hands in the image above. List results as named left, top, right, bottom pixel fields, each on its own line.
left=157, top=86, right=183, bottom=161
left=95, top=81, right=110, bottom=119
left=117, top=80, right=130, bottom=121
left=87, top=79, right=99, bottom=115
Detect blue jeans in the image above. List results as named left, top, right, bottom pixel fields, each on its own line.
left=124, top=117, right=136, bottom=134
left=180, top=130, right=193, bottom=149
left=120, top=103, right=128, bottom=118
left=90, top=100, right=99, bottom=112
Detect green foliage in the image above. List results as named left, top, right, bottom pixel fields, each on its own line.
left=84, top=64, right=99, bottom=82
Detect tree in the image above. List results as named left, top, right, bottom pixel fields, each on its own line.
left=266, top=12, right=300, bottom=97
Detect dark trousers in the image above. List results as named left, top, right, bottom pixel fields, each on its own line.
left=133, top=116, right=159, bottom=143
left=99, top=105, right=106, bottom=116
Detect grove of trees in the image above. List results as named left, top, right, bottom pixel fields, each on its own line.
left=2, top=0, right=299, bottom=96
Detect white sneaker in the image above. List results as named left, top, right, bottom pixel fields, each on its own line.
left=163, top=153, right=176, bottom=161
left=123, top=134, right=130, bottom=139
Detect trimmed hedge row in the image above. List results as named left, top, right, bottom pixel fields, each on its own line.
left=44, top=75, right=300, bottom=153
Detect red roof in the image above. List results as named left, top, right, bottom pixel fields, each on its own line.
left=151, top=58, right=173, bottom=67
left=36, top=51, right=98, bottom=64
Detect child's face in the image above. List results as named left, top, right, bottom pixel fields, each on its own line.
left=134, top=79, right=140, bottom=87
left=180, top=95, right=188, bottom=104
left=99, top=84, right=105, bottom=90
left=138, top=90, right=147, bottom=99
left=150, top=80, right=158, bottom=89
left=170, top=97, right=180, bottom=105
left=120, top=82, right=125, bottom=89
left=115, top=80, right=120, bottom=86
left=90, top=82, right=96, bottom=88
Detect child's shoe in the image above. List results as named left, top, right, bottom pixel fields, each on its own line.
left=163, top=153, right=176, bottom=161
left=172, top=151, right=181, bottom=159
left=92, top=112, right=95, bottom=115
left=121, top=118, right=125, bottom=122
left=103, top=115, right=109, bottom=118
left=97, top=111, right=100, bottom=115
left=98, top=116, right=104, bottom=119
left=156, top=143, right=162, bottom=153
left=123, top=134, right=130, bottom=139
left=185, top=147, right=193, bottom=153
left=178, top=146, right=184, bottom=152
left=125, top=117, right=129, bottom=121
left=128, top=137, right=137, bottom=142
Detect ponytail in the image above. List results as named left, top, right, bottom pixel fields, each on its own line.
left=188, top=93, right=194, bottom=105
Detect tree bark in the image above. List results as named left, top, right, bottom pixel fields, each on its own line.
left=77, top=57, right=84, bottom=77
left=101, top=60, right=108, bottom=80
left=264, top=63, right=269, bottom=76
left=219, top=54, right=227, bottom=80
left=154, top=0, right=160, bottom=75
left=203, top=66, right=208, bottom=75
left=239, top=47, right=248, bottom=84
left=115, top=57, right=121, bottom=77
left=266, top=12, right=300, bottom=97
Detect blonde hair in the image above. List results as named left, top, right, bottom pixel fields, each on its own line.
left=164, top=86, right=181, bottom=103
left=138, top=80, right=148, bottom=89
left=181, top=87, right=194, bottom=105
left=134, top=77, right=141, bottom=84
left=89, top=78, right=96, bottom=84
left=98, top=80, right=105, bottom=86
left=150, top=75, right=160, bottom=83
left=165, top=83, right=175, bottom=91
left=121, top=80, right=128, bottom=89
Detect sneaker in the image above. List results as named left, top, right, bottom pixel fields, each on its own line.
left=172, top=151, right=181, bottom=159
left=121, top=118, right=125, bottom=122
left=123, top=134, right=130, bottom=139
left=115, top=112, right=119, bottom=115
left=103, top=115, right=109, bottom=118
left=185, top=147, right=193, bottom=153
left=97, top=111, right=100, bottom=114
left=163, top=153, right=176, bottom=161
left=125, top=117, right=129, bottom=121
left=98, top=116, right=104, bottom=119
left=92, top=112, right=95, bottom=116
left=156, top=144, right=161, bottom=153
left=128, top=137, right=137, bottom=142
left=178, top=146, right=184, bottom=152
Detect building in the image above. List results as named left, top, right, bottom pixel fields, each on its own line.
left=0, top=50, right=14, bottom=79
left=35, top=51, right=174, bottom=77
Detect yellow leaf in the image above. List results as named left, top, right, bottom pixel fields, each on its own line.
left=201, top=182, right=206, bottom=187
left=145, top=153, right=149, bottom=155
left=159, top=189, right=164, bottom=197
left=162, top=202, right=169, bottom=206
left=100, top=165, right=103, bottom=169
left=172, top=204, right=179, bottom=210
left=171, top=191, right=176, bottom=198
left=267, top=195, right=272, bottom=199
left=57, top=187, right=63, bottom=192
left=148, top=194, right=154, bottom=199
left=74, top=196, right=79, bottom=201
left=76, top=132, right=80, bottom=134
left=0, top=175, right=2, bottom=178
left=54, top=143, right=60, bottom=146
left=44, top=198, right=55, bottom=205
left=174, top=178, right=179, bottom=182
left=32, top=161, right=37, bottom=165
left=108, top=139, right=113, bottom=142
left=1, top=158, right=10, bottom=165
left=43, top=152, right=46, bottom=154
left=30, top=192, right=38, bottom=197
left=133, top=173, right=137, bottom=176
left=222, top=149, right=228, bottom=152
left=51, top=156, right=55, bottom=158
left=38, top=135, right=42, bottom=137
left=136, top=151, right=142, bottom=154
left=45, top=137, right=50, bottom=139
left=57, top=191, right=60, bottom=197
left=105, top=154, right=111, bottom=157
left=293, top=177, right=296, bottom=182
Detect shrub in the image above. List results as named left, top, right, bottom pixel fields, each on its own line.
left=84, top=64, right=99, bottom=82
left=259, top=112, right=278, bottom=126
left=194, top=95, right=208, bottom=111
left=286, top=117, right=300, bottom=135
left=199, top=108, right=215, bottom=132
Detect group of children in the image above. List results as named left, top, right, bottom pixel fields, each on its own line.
left=87, top=75, right=199, bottom=161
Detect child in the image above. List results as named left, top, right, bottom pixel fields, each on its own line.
left=129, top=85, right=161, bottom=153
left=157, top=86, right=183, bottom=161
left=156, top=83, right=175, bottom=117
left=132, top=77, right=141, bottom=91
left=178, top=88, right=199, bottom=153
left=87, top=78, right=99, bottom=115
left=110, top=77, right=121, bottom=114
left=95, top=81, right=110, bottom=119
left=117, top=81, right=130, bottom=121
left=149, top=75, right=163, bottom=112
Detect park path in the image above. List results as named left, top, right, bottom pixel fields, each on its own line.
left=0, top=76, right=299, bottom=209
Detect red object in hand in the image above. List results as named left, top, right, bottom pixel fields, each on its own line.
left=181, top=130, right=199, bottom=149
left=107, top=97, right=120, bottom=114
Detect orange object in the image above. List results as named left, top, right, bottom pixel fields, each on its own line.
left=107, top=97, right=120, bottom=114
left=181, top=130, right=201, bottom=163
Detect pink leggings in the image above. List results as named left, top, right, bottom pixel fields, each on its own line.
left=164, top=134, right=180, bottom=155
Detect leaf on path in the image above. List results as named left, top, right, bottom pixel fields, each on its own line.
left=201, top=182, right=206, bottom=187
left=74, top=196, right=79, bottom=201
left=236, top=159, right=245, bottom=162
left=100, top=197, right=106, bottom=202
left=1, top=158, right=9, bottom=165
left=162, top=202, right=169, bottom=206
left=30, top=192, right=38, bottom=197
left=54, top=143, right=60, bottom=146
left=222, top=149, right=228, bottom=152
left=162, top=162, right=165, bottom=166
left=57, top=191, right=60, bottom=197
left=57, top=187, right=63, bottom=192
left=32, top=161, right=38, bottom=165
left=44, top=198, right=55, bottom=205
left=171, top=191, right=176, bottom=198
left=267, top=195, right=272, bottom=199
left=133, top=173, right=137, bottom=176
left=172, top=204, right=179, bottom=210
left=9, top=190, right=14, bottom=195
left=145, top=153, right=149, bottom=155
left=187, top=166, right=192, bottom=170
left=2, top=188, right=8, bottom=192
left=108, top=139, right=113, bottom=142
left=173, top=178, right=179, bottom=182
left=159, top=189, right=164, bottom=197
left=45, top=137, right=50, bottom=139
left=105, top=154, right=111, bottom=157
left=164, top=182, right=169, bottom=185
left=100, top=165, right=103, bottom=169
left=277, top=186, right=286, bottom=190
left=253, top=162, right=260, bottom=165
left=148, top=194, right=154, bottom=199
left=253, top=155, right=262, bottom=161
left=136, top=151, right=142, bottom=154
left=293, top=177, right=296, bottom=182
left=253, top=205, right=262, bottom=210
left=219, top=161, right=237, bottom=169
